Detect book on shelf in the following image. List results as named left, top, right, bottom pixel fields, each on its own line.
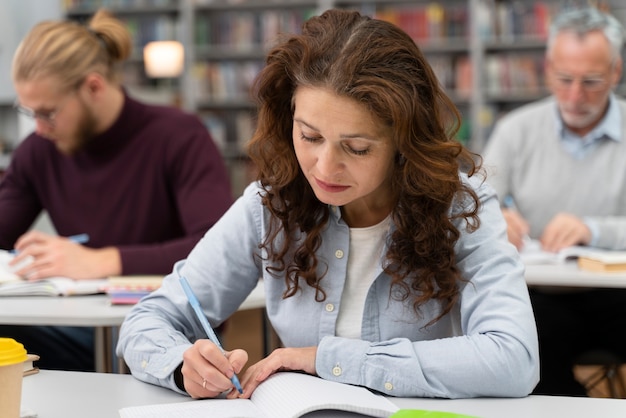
left=104, top=275, right=164, bottom=305
left=23, top=354, right=40, bottom=377
left=454, top=56, right=473, bottom=98
left=0, top=250, right=108, bottom=297
left=201, top=112, right=227, bottom=151
left=375, top=3, right=468, bottom=43
left=489, top=0, right=552, bottom=42
left=119, top=371, right=399, bottom=418
left=577, top=251, right=626, bottom=273
left=122, top=15, right=178, bottom=50
left=427, top=55, right=455, bottom=92
left=484, top=54, right=543, bottom=96
left=193, top=61, right=263, bottom=102
left=194, top=9, right=312, bottom=51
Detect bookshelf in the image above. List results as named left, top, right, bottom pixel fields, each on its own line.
left=340, top=0, right=473, bottom=144
left=77, top=1, right=477, bottom=194
left=191, top=2, right=317, bottom=158
left=472, top=0, right=626, bottom=150
left=64, top=0, right=187, bottom=108
left=188, top=0, right=475, bottom=194
left=59, top=0, right=626, bottom=193
left=0, top=2, right=63, bottom=170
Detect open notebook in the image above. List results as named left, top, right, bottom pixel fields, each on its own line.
left=0, top=250, right=107, bottom=296
left=519, top=239, right=593, bottom=265
left=119, top=372, right=399, bottom=418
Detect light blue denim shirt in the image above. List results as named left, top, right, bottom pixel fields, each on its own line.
left=117, top=176, right=539, bottom=399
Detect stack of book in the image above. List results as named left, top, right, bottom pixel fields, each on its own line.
left=104, top=276, right=164, bottom=305
left=577, top=251, right=626, bottom=273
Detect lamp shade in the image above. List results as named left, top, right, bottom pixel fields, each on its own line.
left=143, top=41, right=184, bottom=78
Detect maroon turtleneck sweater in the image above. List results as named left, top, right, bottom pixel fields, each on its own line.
left=0, top=93, right=232, bottom=274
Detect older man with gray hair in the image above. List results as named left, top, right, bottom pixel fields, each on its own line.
left=483, top=7, right=626, bottom=396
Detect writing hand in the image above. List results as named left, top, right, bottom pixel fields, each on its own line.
left=10, top=230, right=120, bottom=280
left=502, top=208, right=530, bottom=250
left=228, top=346, right=317, bottom=399
left=540, top=212, right=591, bottom=252
left=182, top=339, right=248, bottom=399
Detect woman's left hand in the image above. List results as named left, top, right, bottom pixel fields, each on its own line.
left=227, top=346, right=317, bottom=399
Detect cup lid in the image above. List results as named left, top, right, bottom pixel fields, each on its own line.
left=0, top=338, right=28, bottom=366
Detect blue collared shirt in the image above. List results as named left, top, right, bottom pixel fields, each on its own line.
left=117, top=178, right=539, bottom=399
left=556, top=93, right=622, bottom=160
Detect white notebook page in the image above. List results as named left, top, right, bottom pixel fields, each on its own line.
left=251, top=372, right=398, bottom=418
left=119, top=372, right=399, bottom=418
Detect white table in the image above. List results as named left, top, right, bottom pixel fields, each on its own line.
left=6, top=263, right=623, bottom=374
left=21, top=370, right=626, bottom=418
left=0, top=280, right=266, bottom=373
left=524, top=261, right=626, bottom=288
left=0, top=295, right=130, bottom=373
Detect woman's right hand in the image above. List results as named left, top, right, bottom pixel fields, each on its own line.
left=181, top=339, right=248, bottom=399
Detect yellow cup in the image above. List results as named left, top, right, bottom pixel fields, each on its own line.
left=0, top=338, right=28, bottom=418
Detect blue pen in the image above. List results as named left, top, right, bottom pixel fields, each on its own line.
left=66, top=233, right=90, bottom=244
left=502, top=196, right=532, bottom=245
left=179, top=275, right=244, bottom=394
left=502, top=195, right=517, bottom=211
left=10, top=233, right=90, bottom=255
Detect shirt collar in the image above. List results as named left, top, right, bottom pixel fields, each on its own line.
left=554, top=93, right=622, bottom=143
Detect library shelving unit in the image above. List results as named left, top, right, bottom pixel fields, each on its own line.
left=0, top=4, right=63, bottom=171
left=189, top=1, right=322, bottom=194
left=190, top=1, right=318, bottom=159
left=5, top=0, right=470, bottom=181
left=0, top=107, right=17, bottom=170
left=64, top=0, right=187, bottom=109
left=60, top=0, right=626, bottom=193
left=188, top=0, right=474, bottom=192
left=471, top=0, right=626, bottom=151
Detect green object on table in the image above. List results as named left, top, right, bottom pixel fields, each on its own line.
left=391, top=409, right=479, bottom=418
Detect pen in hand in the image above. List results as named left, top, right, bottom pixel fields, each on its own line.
left=65, top=233, right=90, bottom=245
left=179, top=275, right=244, bottom=394
left=10, top=233, right=90, bottom=255
left=502, top=195, right=532, bottom=245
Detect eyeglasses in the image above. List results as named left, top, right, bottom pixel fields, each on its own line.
left=13, top=92, right=75, bottom=126
left=551, top=73, right=610, bottom=92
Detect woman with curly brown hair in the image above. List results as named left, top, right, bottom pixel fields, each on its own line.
left=118, top=9, right=539, bottom=399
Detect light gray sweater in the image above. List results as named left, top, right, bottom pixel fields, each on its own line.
left=482, top=96, right=626, bottom=250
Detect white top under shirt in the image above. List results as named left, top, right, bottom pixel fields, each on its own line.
left=335, top=215, right=391, bottom=339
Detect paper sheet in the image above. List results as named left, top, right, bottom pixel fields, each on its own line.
left=519, top=239, right=591, bottom=265
left=0, top=249, right=107, bottom=296
left=119, top=372, right=399, bottom=418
